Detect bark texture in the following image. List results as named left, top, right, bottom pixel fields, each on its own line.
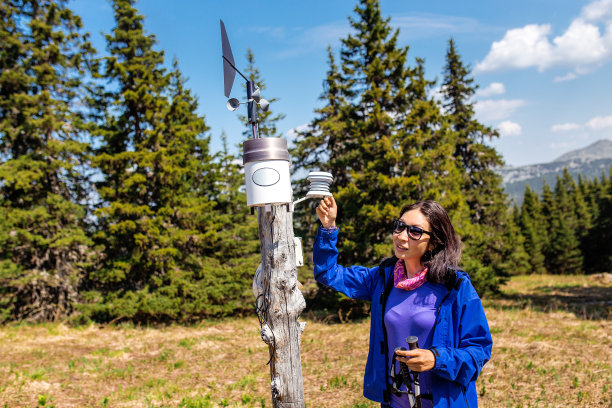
left=256, top=204, right=306, bottom=408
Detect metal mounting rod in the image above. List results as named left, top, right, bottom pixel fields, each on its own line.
left=247, top=80, right=259, bottom=139
left=222, top=56, right=248, bottom=82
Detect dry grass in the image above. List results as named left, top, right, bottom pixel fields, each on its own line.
left=0, top=274, right=610, bottom=408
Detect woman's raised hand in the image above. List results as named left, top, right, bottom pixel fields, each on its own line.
left=316, top=196, right=337, bottom=229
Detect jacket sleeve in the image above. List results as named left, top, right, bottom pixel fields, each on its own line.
left=430, top=280, right=493, bottom=387
left=313, top=227, right=378, bottom=301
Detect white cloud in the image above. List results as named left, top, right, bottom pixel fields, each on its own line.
left=475, top=24, right=554, bottom=72
left=300, top=23, right=349, bottom=47
left=271, top=12, right=495, bottom=59
left=394, top=14, right=486, bottom=38
left=586, top=114, right=612, bottom=129
left=271, top=22, right=350, bottom=59
left=552, top=19, right=608, bottom=65
left=549, top=115, right=612, bottom=132
left=429, top=86, right=444, bottom=103
left=554, top=72, right=579, bottom=82
left=285, top=123, right=311, bottom=145
left=247, top=26, right=288, bottom=40
left=582, top=0, right=612, bottom=20
left=552, top=123, right=581, bottom=132
left=477, top=82, right=506, bottom=97
left=474, top=99, right=527, bottom=122
left=498, top=121, right=522, bottom=137
left=475, top=0, right=612, bottom=74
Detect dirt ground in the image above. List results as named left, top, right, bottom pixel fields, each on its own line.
left=0, top=274, right=610, bottom=407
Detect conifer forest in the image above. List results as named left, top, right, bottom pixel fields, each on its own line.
left=1, top=0, right=611, bottom=325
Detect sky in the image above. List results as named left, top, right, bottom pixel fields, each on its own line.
left=70, top=0, right=612, bottom=167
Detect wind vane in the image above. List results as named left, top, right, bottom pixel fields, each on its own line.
left=220, top=20, right=269, bottom=140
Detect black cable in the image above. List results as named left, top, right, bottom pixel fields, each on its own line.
left=254, top=264, right=276, bottom=366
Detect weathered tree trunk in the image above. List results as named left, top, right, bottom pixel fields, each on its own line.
left=255, top=204, right=306, bottom=408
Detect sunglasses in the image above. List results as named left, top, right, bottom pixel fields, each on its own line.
left=392, top=219, right=432, bottom=240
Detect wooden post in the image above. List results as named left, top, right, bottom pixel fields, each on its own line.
left=254, top=204, right=306, bottom=408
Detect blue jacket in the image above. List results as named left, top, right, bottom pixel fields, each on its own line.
left=313, top=228, right=492, bottom=408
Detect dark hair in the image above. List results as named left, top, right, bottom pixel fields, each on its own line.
left=399, top=200, right=461, bottom=286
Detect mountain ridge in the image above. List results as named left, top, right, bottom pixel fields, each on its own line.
left=553, top=139, right=612, bottom=162
left=499, top=139, right=612, bottom=204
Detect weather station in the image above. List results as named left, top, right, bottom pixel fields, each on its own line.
left=220, top=20, right=333, bottom=408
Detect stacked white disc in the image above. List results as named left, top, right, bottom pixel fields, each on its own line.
left=305, top=171, right=334, bottom=198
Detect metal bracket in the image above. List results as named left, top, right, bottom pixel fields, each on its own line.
left=294, top=237, right=304, bottom=267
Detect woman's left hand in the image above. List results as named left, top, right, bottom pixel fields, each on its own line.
left=395, top=348, right=436, bottom=372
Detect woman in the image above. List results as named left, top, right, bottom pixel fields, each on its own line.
left=313, top=197, right=492, bottom=408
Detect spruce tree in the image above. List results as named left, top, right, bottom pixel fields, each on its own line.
left=519, top=185, right=547, bottom=274
left=293, top=1, right=507, bottom=294
left=584, top=172, right=605, bottom=219
left=575, top=174, right=593, bottom=224
left=209, top=131, right=261, bottom=310
left=319, top=0, right=420, bottom=263
left=547, top=217, right=583, bottom=274
left=293, top=1, right=404, bottom=256
left=0, top=0, right=95, bottom=321
left=399, top=58, right=462, bottom=205
left=292, top=0, right=428, bottom=310
left=546, top=173, right=582, bottom=274
left=441, top=37, right=511, bottom=291
left=503, top=205, right=531, bottom=275
left=291, top=46, right=353, bottom=250
left=292, top=46, right=351, bottom=186
left=569, top=173, right=591, bottom=250
left=393, top=57, right=470, bottom=245
left=294, top=1, right=511, bottom=294
left=539, top=181, right=555, bottom=272
left=442, top=38, right=505, bottom=204
left=86, top=0, right=244, bottom=321
left=582, top=166, right=611, bottom=272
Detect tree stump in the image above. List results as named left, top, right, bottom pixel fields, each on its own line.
left=254, top=204, right=306, bottom=408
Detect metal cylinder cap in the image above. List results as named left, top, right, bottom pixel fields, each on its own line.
left=243, top=137, right=290, bottom=164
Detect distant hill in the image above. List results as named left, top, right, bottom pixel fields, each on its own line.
left=499, top=139, right=612, bottom=205
left=553, top=139, right=612, bottom=162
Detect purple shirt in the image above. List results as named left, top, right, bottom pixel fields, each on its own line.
left=385, top=282, right=447, bottom=408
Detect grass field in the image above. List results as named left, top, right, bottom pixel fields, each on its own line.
left=0, top=274, right=610, bottom=407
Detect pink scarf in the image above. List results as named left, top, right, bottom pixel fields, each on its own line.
left=394, top=259, right=428, bottom=291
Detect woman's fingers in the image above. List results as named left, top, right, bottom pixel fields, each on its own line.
left=395, top=349, right=435, bottom=372
left=395, top=349, right=416, bottom=357
left=316, top=201, right=329, bottom=218
left=316, top=197, right=336, bottom=229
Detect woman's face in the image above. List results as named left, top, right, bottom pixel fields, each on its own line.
left=393, top=209, right=432, bottom=264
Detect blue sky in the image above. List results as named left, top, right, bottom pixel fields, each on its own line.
left=71, top=0, right=612, bottom=166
